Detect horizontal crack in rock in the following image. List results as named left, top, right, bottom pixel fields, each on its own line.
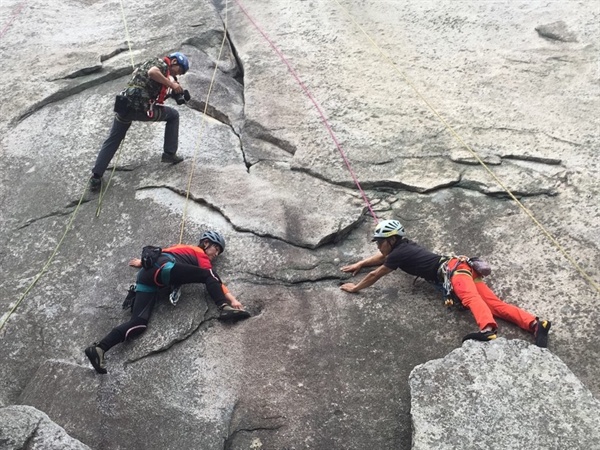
left=125, top=315, right=216, bottom=365
left=18, top=203, right=85, bottom=229
left=503, top=154, right=562, bottom=165
left=139, top=184, right=323, bottom=249
left=292, top=165, right=460, bottom=193
left=17, top=66, right=133, bottom=123
left=243, top=272, right=347, bottom=287
left=100, top=47, right=128, bottom=62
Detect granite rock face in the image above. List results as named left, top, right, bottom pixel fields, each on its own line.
left=0, top=405, right=91, bottom=450
left=0, top=1, right=598, bottom=449
left=410, top=339, right=600, bottom=450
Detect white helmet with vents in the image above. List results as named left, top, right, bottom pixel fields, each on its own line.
left=372, top=220, right=405, bottom=241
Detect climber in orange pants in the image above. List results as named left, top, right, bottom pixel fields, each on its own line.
left=450, top=260, right=537, bottom=336
left=340, top=220, right=551, bottom=346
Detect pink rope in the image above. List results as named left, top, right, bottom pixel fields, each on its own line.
left=233, top=0, right=378, bottom=222
left=0, top=1, right=28, bottom=40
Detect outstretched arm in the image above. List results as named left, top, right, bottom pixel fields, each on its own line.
left=340, top=252, right=386, bottom=276
left=340, top=264, right=393, bottom=293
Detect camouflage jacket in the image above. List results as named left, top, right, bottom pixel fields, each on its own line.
left=122, top=58, right=169, bottom=112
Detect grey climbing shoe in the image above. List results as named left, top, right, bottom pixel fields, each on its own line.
left=219, top=305, right=251, bottom=321
left=85, top=344, right=107, bottom=374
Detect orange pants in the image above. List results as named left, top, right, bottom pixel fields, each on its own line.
left=450, top=261, right=536, bottom=332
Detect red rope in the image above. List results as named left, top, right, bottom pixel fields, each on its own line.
left=233, top=0, right=378, bottom=222
left=0, top=0, right=28, bottom=40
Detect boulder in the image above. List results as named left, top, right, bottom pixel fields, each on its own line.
left=410, top=339, right=600, bottom=450
left=0, top=405, right=91, bottom=450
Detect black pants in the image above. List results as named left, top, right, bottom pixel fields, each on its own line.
left=98, top=263, right=226, bottom=352
left=91, top=106, right=179, bottom=178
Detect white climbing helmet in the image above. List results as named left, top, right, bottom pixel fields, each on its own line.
left=372, top=219, right=406, bottom=241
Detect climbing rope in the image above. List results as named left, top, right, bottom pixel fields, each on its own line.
left=329, top=0, right=599, bottom=294
left=0, top=180, right=91, bottom=332
left=0, top=0, right=139, bottom=332
left=233, top=0, right=378, bottom=222
left=0, top=0, right=29, bottom=40
left=119, top=0, right=136, bottom=69
left=178, top=0, right=231, bottom=243
left=95, top=0, right=137, bottom=217
left=95, top=139, right=127, bottom=217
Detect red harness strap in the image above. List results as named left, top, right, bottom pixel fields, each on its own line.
left=147, top=58, right=172, bottom=118
left=156, top=56, right=172, bottom=105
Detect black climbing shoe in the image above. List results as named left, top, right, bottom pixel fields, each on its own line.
left=88, top=176, right=102, bottom=193
left=85, top=344, right=107, bottom=374
left=534, top=319, right=551, bottom=348
left=161, top=152, right=184, bottom=164
left=462, top=329, right=497, bottom=343
left=218, top=305, right=251, bottom=321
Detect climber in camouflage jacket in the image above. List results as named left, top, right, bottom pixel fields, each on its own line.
left=89, top=52, right=190, bottom=192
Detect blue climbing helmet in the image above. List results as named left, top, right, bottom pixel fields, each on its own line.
left=199, top=231, right=225, bottom=253
left=169, top=52, right=189, bottom=74
left=372, top=219, right=406, bottom=241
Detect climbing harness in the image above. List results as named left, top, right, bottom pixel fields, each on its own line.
left=134, top=252, right=177, bottom=294
left=434, top=256, right=491, bottom=308
left=113, top=93, right=130, bottom=115
left=152, top=257, right=176, bottom=287
left=328, top=0, right=599, bottom=295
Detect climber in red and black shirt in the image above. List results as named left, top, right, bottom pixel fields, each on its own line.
left=84, top=231, right=250, bottom=374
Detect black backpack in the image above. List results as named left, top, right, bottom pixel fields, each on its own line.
left=141, top=246, right=162, bottom=269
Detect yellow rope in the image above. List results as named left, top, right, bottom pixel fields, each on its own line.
left=119, top=0, right=136, bottom=69
left=0, top=180, right=90, bottom=332
left=0, top=1, right=140, bottom=332
left=330, top=0, right=599, bottom=294
left=333, top=0, right=600, bottom=293
left=95, top=138, right=126, bottom=217
left=96, top=0, right=136, bottom=216
left=178, top=0, right=230, bottom=244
